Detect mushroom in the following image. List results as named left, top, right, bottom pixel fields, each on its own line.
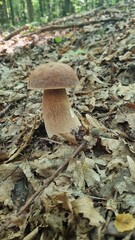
left=28, top=62, right=81, bottom=137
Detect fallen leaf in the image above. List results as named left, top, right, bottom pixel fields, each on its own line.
left=127, top=155, right=135, bottom=182
left=72, top=196, right=104, bottom=227
left=51, top=192, right=73, bottom=212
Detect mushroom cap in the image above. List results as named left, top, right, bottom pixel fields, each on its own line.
left=28, top=62, right=79, bottom=89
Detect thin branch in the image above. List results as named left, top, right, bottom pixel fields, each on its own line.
left=0, top=140, right=87, bottom=233
left=17, top=140, right=87, bottom=215
left=4, top=25, right=29, bottom=41
left=24, top=17, right=124, bottom=36
left=51, top=7, right=122, bottom=25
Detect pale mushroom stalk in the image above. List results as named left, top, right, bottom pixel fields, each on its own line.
left=42, top=89, right=81, bottom=137
left=28, top=62, right=81, bottom=138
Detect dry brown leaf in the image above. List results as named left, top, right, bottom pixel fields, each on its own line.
left=0, top=178, right=14, bottom=205
left=1, top=232, right=21, bottom=240
left=20, top=161, right=40, bottom=191
left=45, top=212, right=64, bottom=233
left=60, top=132, right=78, bottom=144
left=114, top=112, right=135, bottom=139
left=0, top=152, right=9, bottom=162
left=116, top=83, right=135, bottom=100
left=0, top=164, right=23, bottom=205
left=127, top=155, right=135, bottom=182
left=72, top=161, right=85, bottom=191
left=86, top=114, right=106, bottom=129
left=100, top=137, right=120, bottom=153
left=72, top=196, right=104, bottom=227
left=51, top=192, right=73, bottom=212
left=119, top=51, right=132, bottom=61
left=107, top=158, right=127, bottom=171
left=83, top=157, right=100, bottom=186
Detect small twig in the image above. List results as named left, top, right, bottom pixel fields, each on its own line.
left=90, top=196, right=107, bottom=201
left=17, top=140, right=87, bottom=215
left=39, top=137, right=62, bottom=145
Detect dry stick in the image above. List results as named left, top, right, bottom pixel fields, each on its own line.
left=17, top=140, right=87, bottom=215
left=24, top=17, right=124, bottom=36
left=39, top=137, right=62, bottom=145
left=4, top=25, right=29, bottom=41
left=0, top=140, right=86, bottom=233
left=53, top=7, right=125, bottom=25
left=37, top=17, right=124, bottom=34
left=51, top=8, right=99, bottom=25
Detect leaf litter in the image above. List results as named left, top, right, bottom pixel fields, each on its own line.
left=1, top=2, right=135, bottom=240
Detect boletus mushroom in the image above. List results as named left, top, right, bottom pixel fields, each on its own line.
left=28, top=62, right=81, bottom=138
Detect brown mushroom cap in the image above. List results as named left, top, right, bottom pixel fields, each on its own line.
left=28, top=62, right=79, bottom=89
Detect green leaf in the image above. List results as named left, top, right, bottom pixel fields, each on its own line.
left=54, top=37, right=63, bottom=43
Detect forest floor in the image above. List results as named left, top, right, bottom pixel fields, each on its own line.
left=0, top=2, right=135, bottom=240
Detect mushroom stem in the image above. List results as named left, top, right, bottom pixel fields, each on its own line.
left=42, top=89, right=81, bottom=137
